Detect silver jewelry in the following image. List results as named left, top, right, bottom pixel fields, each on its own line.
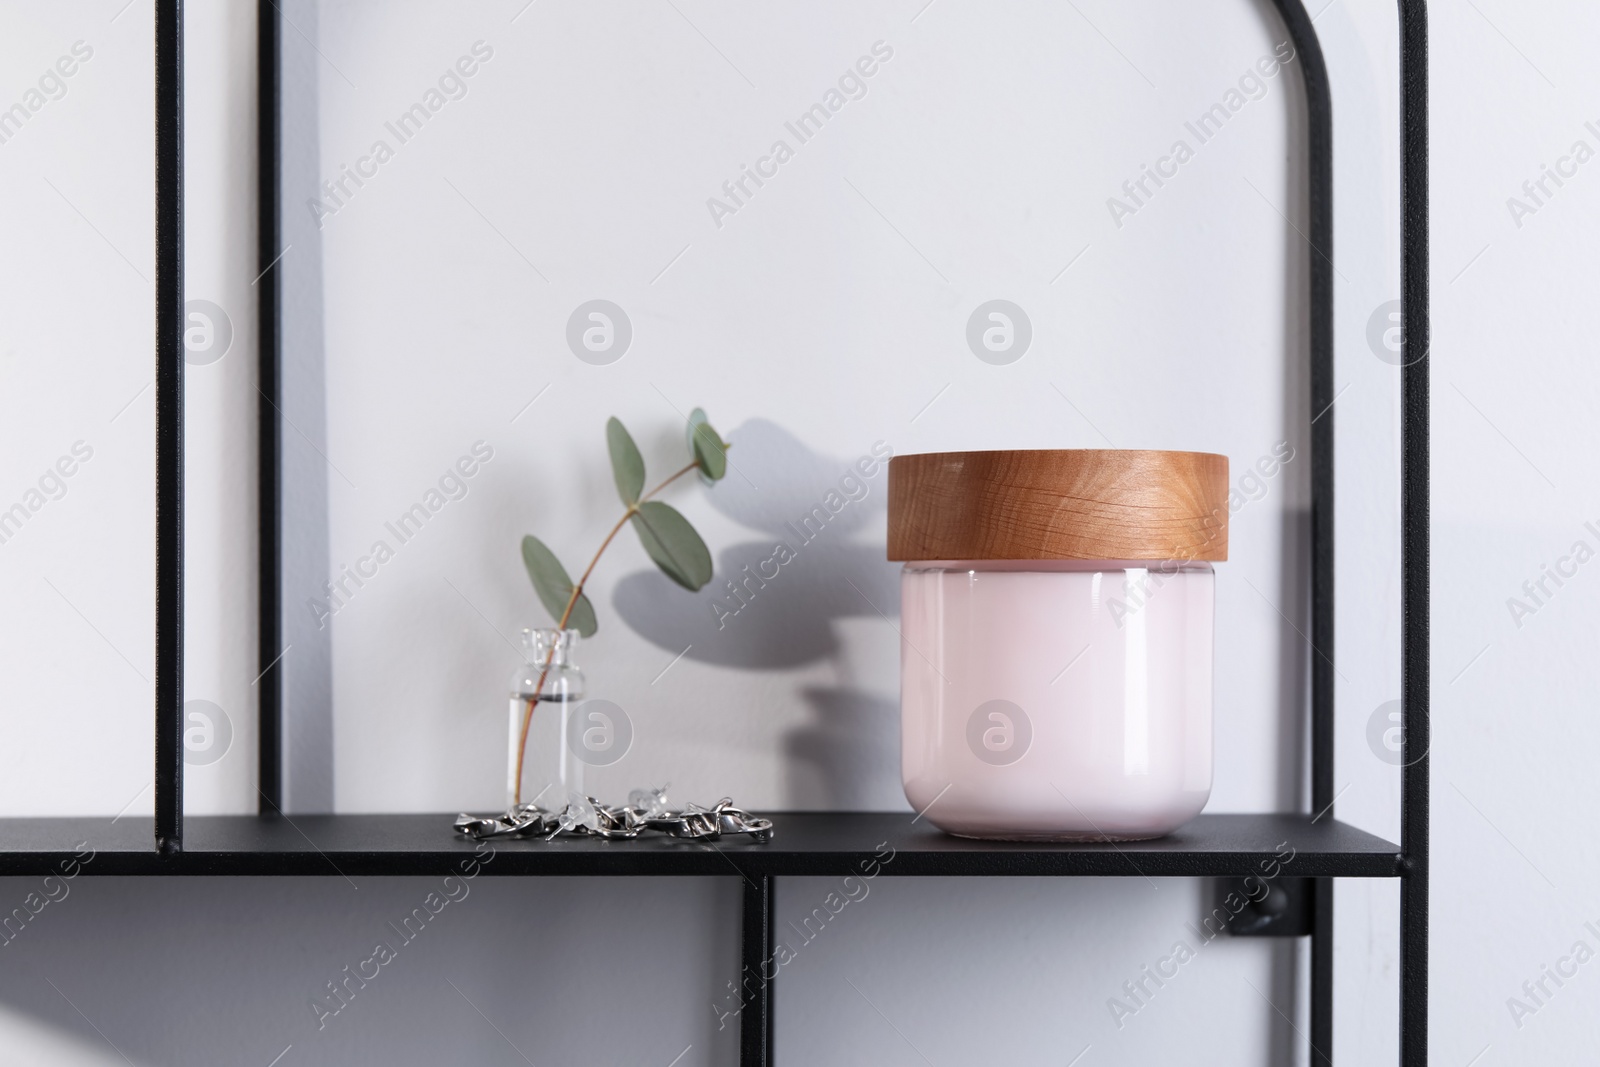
left=454, top=787, right=773, bottom=843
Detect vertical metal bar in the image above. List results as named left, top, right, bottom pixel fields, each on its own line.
left=1311, top=878, right=1333, bottom=1065
left=257, top=0, right=284, bottom=812
left=1269, top=1, right=1335, bottom=1060
left=740, top=874, right=773, bottom=1066
left=1399, top=3, right=1430, bottom=1063
left=154, top=0, right=185, bottom=854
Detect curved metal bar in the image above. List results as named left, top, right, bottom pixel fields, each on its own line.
left=1266, top=1, right=1336, bottom=1061
left=1269, top=0, right=1335, bottom=823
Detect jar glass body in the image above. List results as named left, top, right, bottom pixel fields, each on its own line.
left=900, top=559, right=1214, bottom=841
left=508, top=628, right=585, bottom=809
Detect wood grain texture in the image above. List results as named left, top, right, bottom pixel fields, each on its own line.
left=887, top=449, right=1229, bottom=562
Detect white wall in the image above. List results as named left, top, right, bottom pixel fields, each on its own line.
left=1430, top=1, right=1600, bottom=1062
left=0, top=2, right=154, bottom=818
left=302, top=0, right=1307, bottom=814
left=0, top=0, right=1589, bottom=1063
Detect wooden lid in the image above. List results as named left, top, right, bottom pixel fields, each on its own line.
left=887, top=449, right=1229, bottom=562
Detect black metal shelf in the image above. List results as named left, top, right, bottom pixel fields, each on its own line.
left=0, top=812, right=1398, bottom=879
left=94, top=0, right=1430, bottom=1063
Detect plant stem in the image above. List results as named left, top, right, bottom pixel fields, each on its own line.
left=512, top=459, right=704, bottom=805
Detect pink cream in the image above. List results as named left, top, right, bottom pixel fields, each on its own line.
left=900, top=559, right=1214, bottom=841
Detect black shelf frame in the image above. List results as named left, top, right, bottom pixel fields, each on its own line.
left=0, top=1, right=1429, bottom=1065
left=154, top=0, right=184, bottom=858
left=0, top=813, right=1402, bottom=879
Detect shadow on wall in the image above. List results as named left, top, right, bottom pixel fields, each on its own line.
left=612, top=419, right=900, bottom=670
left=0, top=875, right=739, bottom=1066
left=786, top=686, right=900, bottom=808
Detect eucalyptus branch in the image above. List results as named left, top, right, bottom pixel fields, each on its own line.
left=513, top=416, right=728, bottom=805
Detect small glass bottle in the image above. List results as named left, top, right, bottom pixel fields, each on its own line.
left=508, top=628, right=585, bottom=810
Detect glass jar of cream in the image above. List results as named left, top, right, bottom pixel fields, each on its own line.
left=889, top=449, right=1228, bottom=841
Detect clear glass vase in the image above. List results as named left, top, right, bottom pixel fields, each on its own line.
left=508, top=628, right=585, bottom=809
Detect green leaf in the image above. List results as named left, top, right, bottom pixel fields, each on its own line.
left=564, top=591, right=598, bottom=638
left=606, top=416, right=645, bottom=506
left=686, top=408, right=727, bottom=483
left=630, top=501, right=713, bottom=591
left=520, top=535, right=598, bottom=637
left=685, top=408, right=709, bottom=452
left=520, top=535, right=571, bottom=618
